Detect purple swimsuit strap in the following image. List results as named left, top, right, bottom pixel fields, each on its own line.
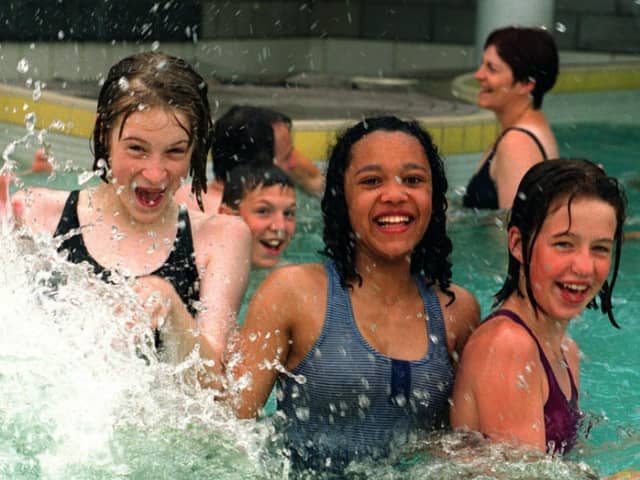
left=486, top=309, right=578, bottom=403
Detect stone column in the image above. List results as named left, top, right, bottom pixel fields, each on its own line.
left=474, top=0, right=555, bottom=64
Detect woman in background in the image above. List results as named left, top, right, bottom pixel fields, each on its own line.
left=463, top=26, right=559, bottom=210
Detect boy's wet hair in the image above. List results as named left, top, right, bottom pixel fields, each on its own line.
left=486, top=26, right=559, bottom=109
left=495, top=158, right=627, bottom=328
left=211, top=106, right=276, bottom=182
left=221, top=164, right=295, bottom=210
left=92, top=51, right=213, bottom=211
left=320, top=115, right=454, bottom=302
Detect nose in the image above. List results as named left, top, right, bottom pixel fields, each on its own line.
left=141, top=156, right=168, bottom=185
left=380, top=178, right=408, bottom=203
left=474, top=65, right=484, bottom=81
left=269, top=212, right=287, bottom=232
left=571, top=248, right=596, bottom=277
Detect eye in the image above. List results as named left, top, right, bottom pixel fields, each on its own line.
left=253, top=207, right=271, bottom=216
left=127, top=144, right=146, bottom=155
left=284, top=208, right=296, bottom=220
left=359, top=176, right=381, bottom=187
left=592, top=244, right=612, bottom=255
left=167, top=147, right=188, bottom=156
left=403, top=175, right=426, bottom=186
left=553, top=240, right=573, bottom=251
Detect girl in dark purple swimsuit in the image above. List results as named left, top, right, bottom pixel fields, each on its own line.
left=452, top=158, right=627, bottom=455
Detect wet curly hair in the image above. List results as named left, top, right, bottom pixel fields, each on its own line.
left=321, top=116, right=454, bottom=302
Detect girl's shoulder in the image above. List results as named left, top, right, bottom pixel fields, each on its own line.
left=13, top=187, right=70, bottom=234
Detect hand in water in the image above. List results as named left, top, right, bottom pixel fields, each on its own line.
left=133, top=275, right=175, bottom=330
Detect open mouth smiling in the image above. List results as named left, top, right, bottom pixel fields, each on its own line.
left=135, top=187, right=165, bottom=208
left=375, top=215, right=412, bottom=226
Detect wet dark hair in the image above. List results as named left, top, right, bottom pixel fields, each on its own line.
left=321, top=116, right=454, bottom=302
left=211, top=106, right=275, bottom=182
left=221, top=164, right=295, bottom=209
left=93, top=51, right=213, bottom=211
left=486, top=26, right=559, bottom=109
left=495, top=158, right=627, bottom=328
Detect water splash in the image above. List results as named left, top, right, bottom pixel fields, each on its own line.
left=0, top=230, right=267, bottom=479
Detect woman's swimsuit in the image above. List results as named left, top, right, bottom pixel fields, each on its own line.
left=54, top=190, right=201, bottom=347
left=486, top=309, right=582, bottom=454
left=276, top=260, right=454, bottom=473
left=463, top=127, right=548, bottom=210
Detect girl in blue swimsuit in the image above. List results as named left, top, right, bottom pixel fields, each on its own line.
left=452, top=158, right=627, bottom=454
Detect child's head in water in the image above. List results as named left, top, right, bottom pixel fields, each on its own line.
left=220, top=165, right=296, bottom=269
left=93, top=51, right=213, bottom=210
left=495, top=158, right=627, bottom=327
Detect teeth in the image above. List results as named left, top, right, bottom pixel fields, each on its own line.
left=264, top=239, right=282, bottom=248
left=377, top=215, right=409, bottom=225
left=563, top=283, right=588, bottom=292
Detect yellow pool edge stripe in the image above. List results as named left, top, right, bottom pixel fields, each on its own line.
left=2, top=62, right=639, bottom=158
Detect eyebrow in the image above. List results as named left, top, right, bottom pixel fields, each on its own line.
left=120, top=135, right=190, bottom=146
left=552, top=231, right=614, bottom=243
left=353, top=162, right=428, bottom=175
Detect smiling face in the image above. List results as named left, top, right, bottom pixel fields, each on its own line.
left=235, top=184, right=297, bottom=269
left=474, top=44, right=530, bottom=112
left=514, top=196, right=617, bottom=323
left=344, top=130, right=432, bottom=264
left=109, top=107, right=192, bottom=224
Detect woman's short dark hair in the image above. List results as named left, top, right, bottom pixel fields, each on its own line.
left=221, top=164, right=294, bottom=209
left=485, top=26, right=559, bottom=109
left=211, top=106, right=276, bottom=183
left=321, top=116, right=454, bottom=302
left=93, top=51, right=213, bottom=211
left=494, top=158, right=627, bottom=328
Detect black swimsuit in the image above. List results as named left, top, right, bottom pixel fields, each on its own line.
left=463, top=127, right=548, bottom=210
left=54, top=190, right=201, bottom=318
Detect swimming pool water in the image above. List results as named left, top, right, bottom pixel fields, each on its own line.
left=1, top=118, right=639, bottom=477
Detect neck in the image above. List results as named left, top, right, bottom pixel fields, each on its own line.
left=354, top=252, right=416, bottom=301
left=496, top=97, right=533, bottom=130
left=504, top=294, right=569, bottom=354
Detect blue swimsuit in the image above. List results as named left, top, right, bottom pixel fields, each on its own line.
left=276, top=261, right=454, bottom=472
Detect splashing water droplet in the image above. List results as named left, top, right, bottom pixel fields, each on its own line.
left=555, top=22, right=567, bottom=33
left=24, top=112, right=37, bottom=133
left=57, top=30, right=65, bottom=40
left=118, top=77, right=130, bottom=91
left=32, top=83, right=42, bottom=101
left=151, top=41, right=160, bottom=51
left=16, top=58, right=30, bottom=74
left=78, top=171, right=98, bottom=185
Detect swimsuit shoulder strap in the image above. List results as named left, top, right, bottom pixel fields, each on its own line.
left=496, top=127, right=548, bottom=160
left=53, top=190, right=80, bottom=237
left=487, top=308, right=577, bottom=400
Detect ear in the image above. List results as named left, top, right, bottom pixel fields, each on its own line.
left=515, top=78, right=535, bottom=96
left=218, top=203, right=235, bottom=215
left=508, top=226, right=524, bottom=264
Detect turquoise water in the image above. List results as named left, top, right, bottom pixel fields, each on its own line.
left=1, top=117, right=639, bottom=477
